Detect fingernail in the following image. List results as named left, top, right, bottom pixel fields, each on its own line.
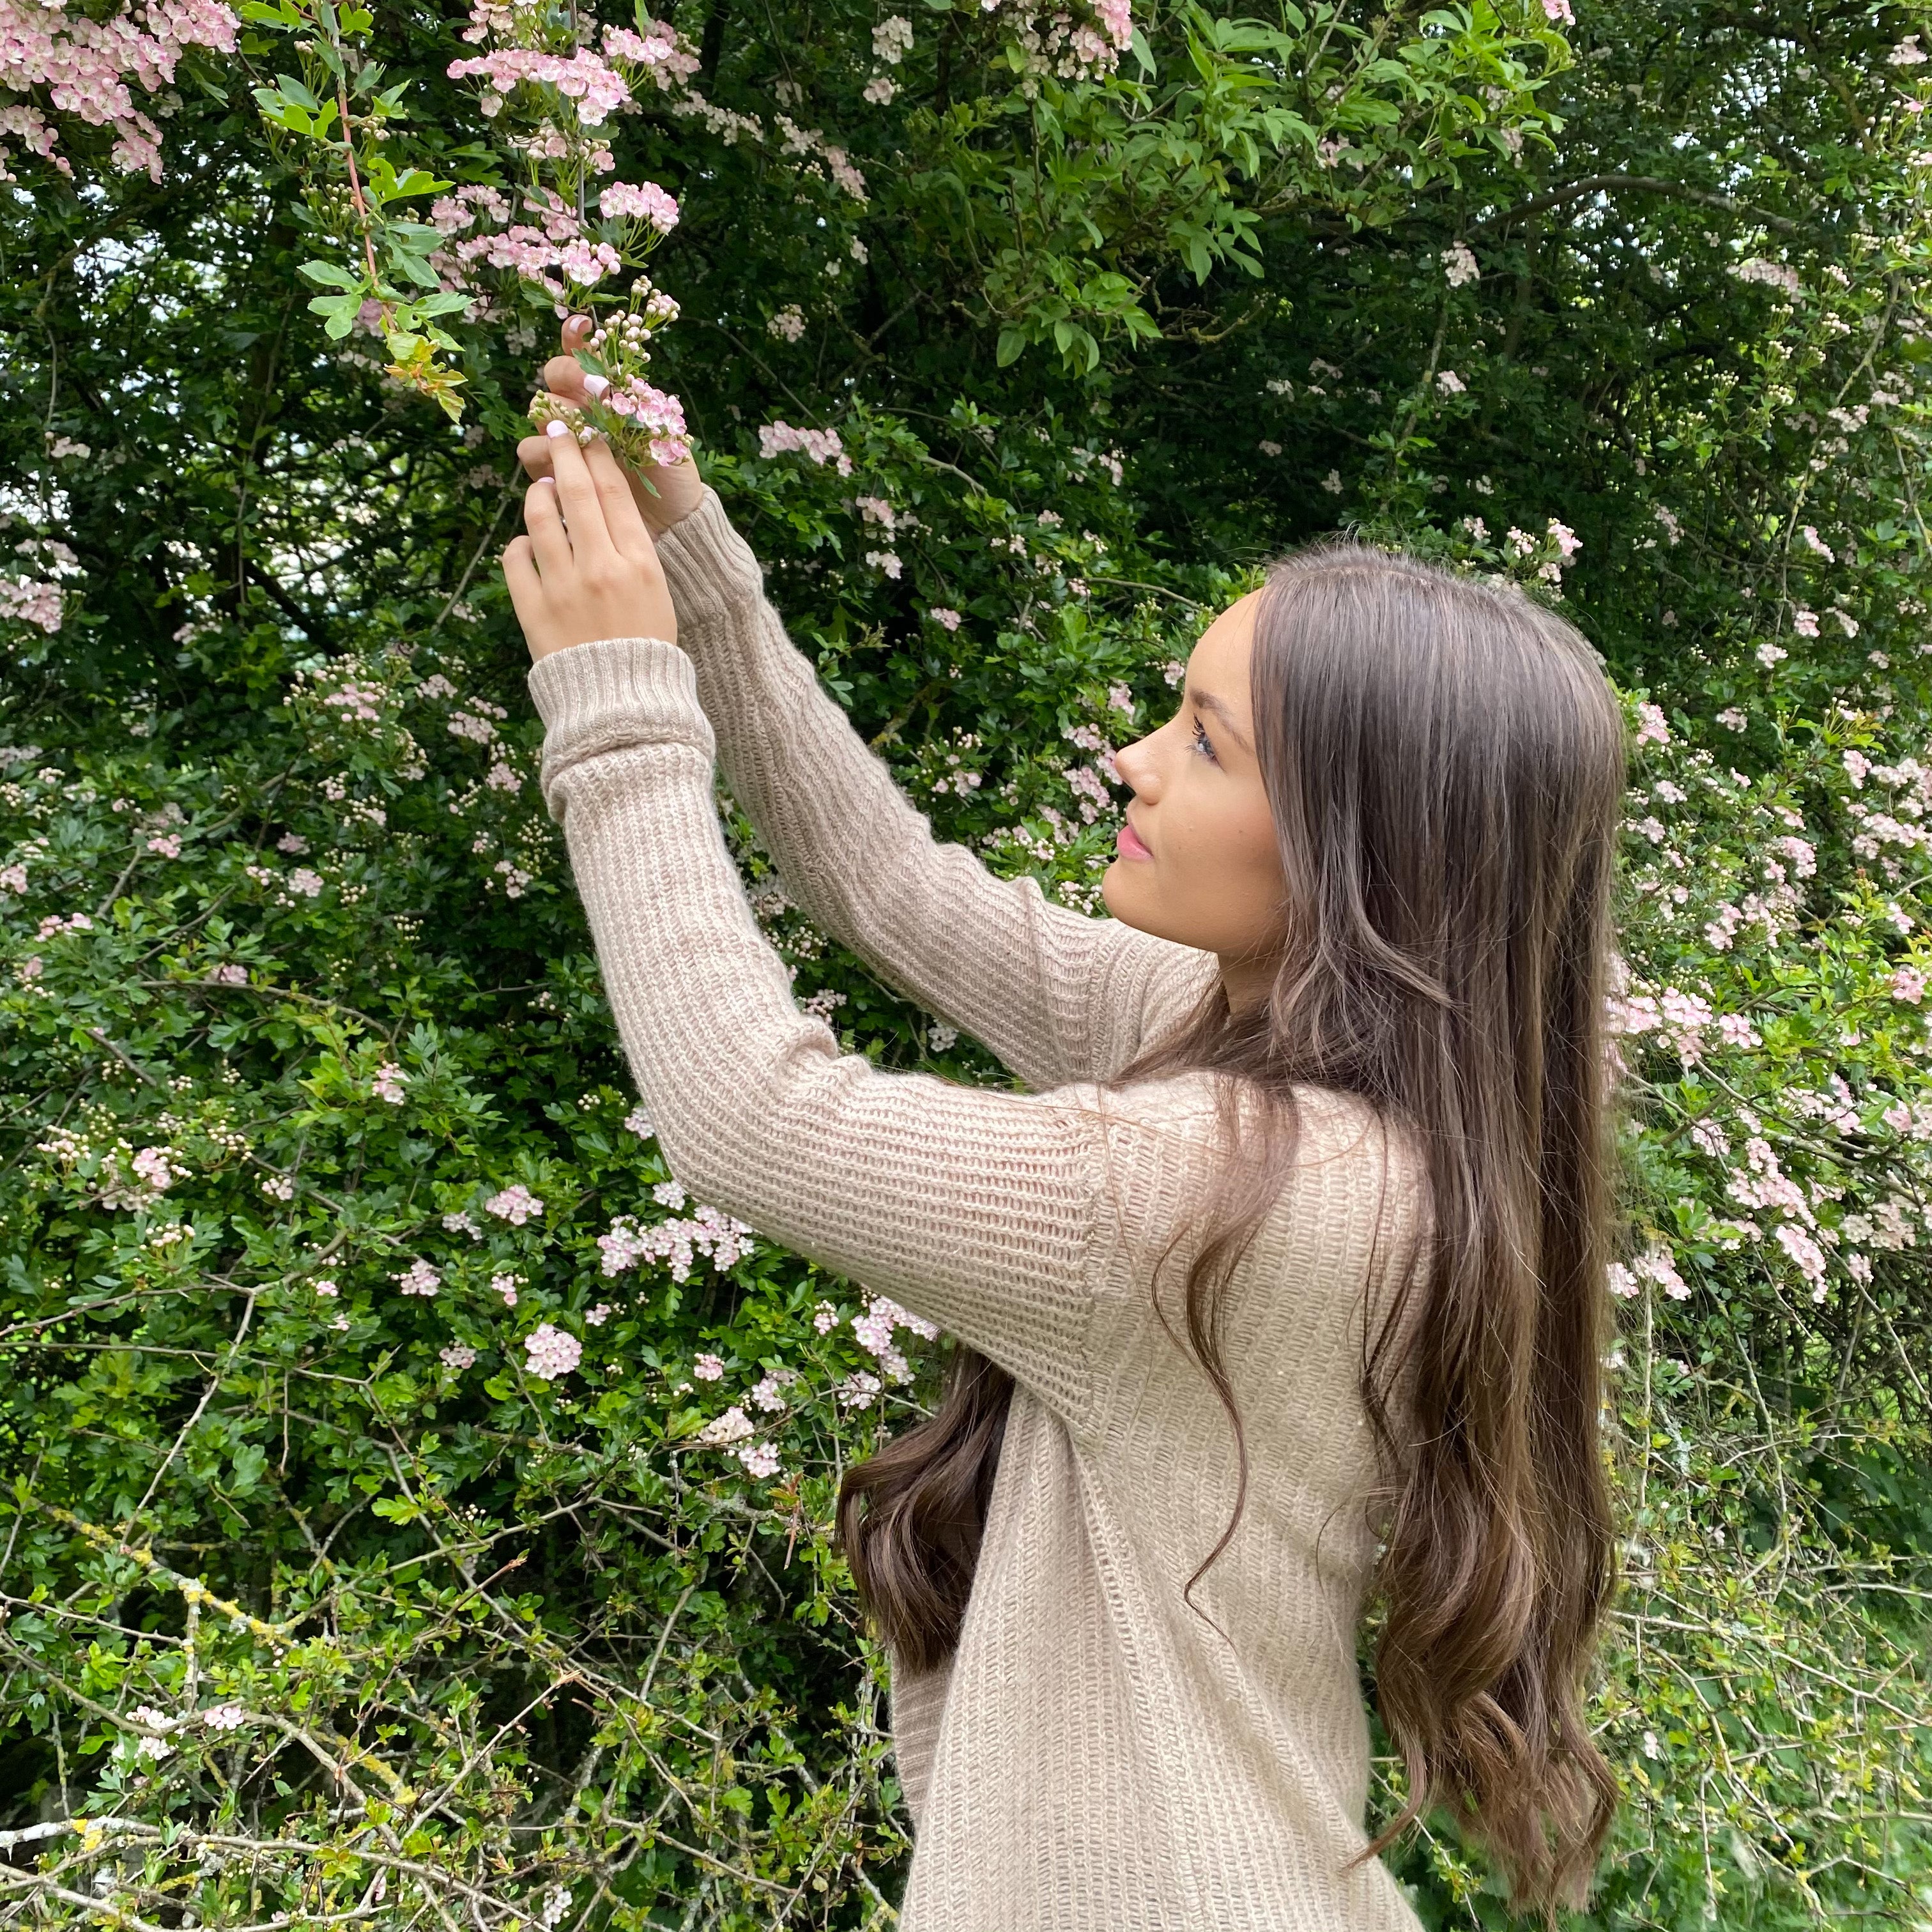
left=545, top=419, right=569, bottom=439
left=582, top=373, right=610, bottom=399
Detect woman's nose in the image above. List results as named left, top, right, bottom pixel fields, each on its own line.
left=1112, top=731, right=1158, bottom=799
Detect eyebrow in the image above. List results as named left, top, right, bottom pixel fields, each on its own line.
left=1186, top=683, right=1252, bottom=755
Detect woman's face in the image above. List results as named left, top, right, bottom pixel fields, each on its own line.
left=1104, top=590, right=1289, bottom=1011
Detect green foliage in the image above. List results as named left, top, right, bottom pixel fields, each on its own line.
left=2, top=0, right=1931, bottom=1925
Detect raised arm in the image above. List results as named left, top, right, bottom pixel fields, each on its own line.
left=648, top=488, right=1216, bottom=1091
left=514, top=328, right=1215, bottom=1092
left=529, top=628, right=1119, bottom=1421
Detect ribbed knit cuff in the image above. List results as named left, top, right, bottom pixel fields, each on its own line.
left=528, top=634, right=716, bottom=823
left=653, top=487, right=765, bottom=627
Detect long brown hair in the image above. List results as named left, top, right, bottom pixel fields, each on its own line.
left=836, top=539, right=1629, bottom=1918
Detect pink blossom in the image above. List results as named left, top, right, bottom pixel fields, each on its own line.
left=749, top=1367, right=799, bottom=1410
left=1542, top=0, right=1573, bottom=20
left=491, top=1273, right=519, bottom=1306
left=131, top=1146, right=178, bottom=1192
left=288, top=868, right=324, bottom=898
left=850, top=1294, right=938, bottom=1358
left=1632, top=702, right=1669, bottom=746
left=600, top=180, right=679, bottom=231
left=1775, top=1222, right=1827, bottom=1294
left=523, top=1322, right=582, bottom=1380
left=1733, top=258, right=1802, bottom=299
left=693, top=1351, right=726, bottom=1379
left=597, top=1205, right=756, bottom=1280
left=1631, top=1243, right=1690, bottom=1300
left=485, top=1183, right=546, bottom=1224
left=928, top=608, right=963, bottom=631
left=446, top=48, right=632, bottom=126
left=323, top=680, right=384, bottom=723
left=371, top=1062, right=407, bottom=1105
left=0, top=574, right=64, bottom=632
left=0, top=0, right=238, bottom=183
left=440, top=1344, right=477, bottom=1369
left=146, top=832, right=181, bottom=857
left=558, top=237, right=622, bottom=286
left=394, top=1260, right=441, bottom=1297
left=838, top=1369, right=882, bottom=1409
left=696, top=1404, right=753, bottom=1445
left=736, top=1440, right=782, bottom=1478
left=601, top=20, right=698, bottom=84
left=1890, top=965, right=1926, bottom=1004
left=758, top=420, right=851, bottom=474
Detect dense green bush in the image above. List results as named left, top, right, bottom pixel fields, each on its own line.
left=3, top=0, right=1931, bottom=1924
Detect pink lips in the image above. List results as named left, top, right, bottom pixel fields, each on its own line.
left=1117, top=818, right=1153, bottom=861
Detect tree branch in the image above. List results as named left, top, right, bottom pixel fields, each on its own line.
left=1469, top=172, right=1804, bottom=239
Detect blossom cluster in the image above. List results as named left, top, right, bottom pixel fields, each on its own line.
left=523, top=1321, right=582, bottom=1380
left=438, top=0, right=695, bottom=464
left=596, top=1205, right=756, bottom=1281
left=0, top=0, right=239, bottom=183
left=758, top=420, right=853, bottom=474
left=998, top=0, right=1135, bottom=88
left=1, top=537, right=83, bottom=636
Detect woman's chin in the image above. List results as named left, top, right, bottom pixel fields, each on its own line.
left=1098, top=863, right=1145, bottom=924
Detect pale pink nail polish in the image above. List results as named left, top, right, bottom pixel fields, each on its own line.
left=545, top=419, right=569, bottom=439
left=582, top=373, right=610, bottom=399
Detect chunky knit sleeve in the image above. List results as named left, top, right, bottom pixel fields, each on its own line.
left=648, top=490, right=1218, bottom=1091
left=529, top=633, right=1114, bottom=1427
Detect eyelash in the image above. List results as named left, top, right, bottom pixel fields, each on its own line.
left=1190, top=715, right=1218, bottom=764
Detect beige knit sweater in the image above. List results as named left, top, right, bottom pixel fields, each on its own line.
left=527, top=489, right=1433, bottom=1931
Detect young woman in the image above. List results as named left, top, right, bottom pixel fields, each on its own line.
left=507, top=321, right=1629, bottom=1931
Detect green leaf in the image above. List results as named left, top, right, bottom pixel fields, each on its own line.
left=298, top=259, right=363, bottom=291
left=307, top=292, right=364, bottom=339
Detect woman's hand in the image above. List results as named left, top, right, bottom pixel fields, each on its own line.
left=503, top=428, right=678, bottom=663
left=515, top=315, right=707, bottom=535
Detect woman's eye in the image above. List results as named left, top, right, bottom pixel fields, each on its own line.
left=1190, top=716, right=1218, bottom=763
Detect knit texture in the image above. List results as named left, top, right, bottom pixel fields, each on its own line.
left=526, top=488, right=1433, bottom=1931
